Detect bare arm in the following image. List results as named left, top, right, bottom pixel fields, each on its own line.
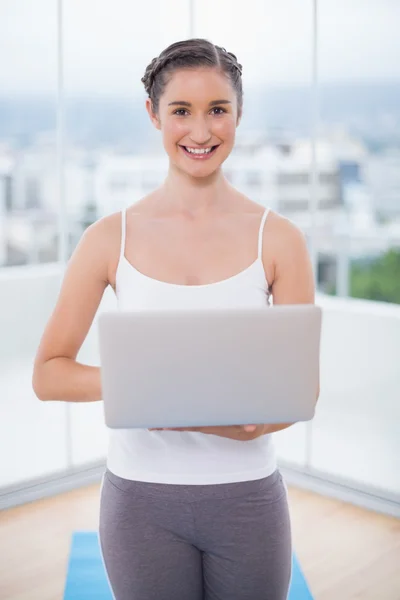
left=32, top=217, right=113, bottom=402
left=260, top=214, right=318, bottom=436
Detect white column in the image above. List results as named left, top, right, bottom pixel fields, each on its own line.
left=189, top=0, right=195, bottom=37
left=309, top=0, right=320, bottom=281
left=0, top=177, right=6, bottom=266
left=57, top=0, right=73, bottom=470
left=305, top=0, right=319, bottom=472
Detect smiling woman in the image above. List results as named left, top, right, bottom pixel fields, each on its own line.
left=33, top=37, right=316, bottom=600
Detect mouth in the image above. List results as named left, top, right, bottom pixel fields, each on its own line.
left=179, top=145, right=220, bottom=160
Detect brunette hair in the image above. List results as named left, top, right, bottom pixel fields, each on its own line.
left=141, top=38, right=243, bottom=116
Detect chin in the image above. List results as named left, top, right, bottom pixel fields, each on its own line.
left=180, top=163, right=222, bottom=180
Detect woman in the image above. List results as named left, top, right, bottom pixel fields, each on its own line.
left=33, top=38, right=317, bottom=600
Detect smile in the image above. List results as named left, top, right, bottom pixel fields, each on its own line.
left=179, top=145, right=219, bottom=160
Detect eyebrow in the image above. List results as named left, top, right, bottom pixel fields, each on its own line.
left=168, top=100, right=232, bottom=107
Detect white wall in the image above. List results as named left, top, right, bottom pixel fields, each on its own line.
left=0, top=265, right=116, bottom=486
left=275, top=294, right=400, bottom=494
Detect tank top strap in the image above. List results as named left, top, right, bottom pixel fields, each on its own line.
left=119, top=208, right=127, bottom=262
left=257, top=208, right=270, bottom=259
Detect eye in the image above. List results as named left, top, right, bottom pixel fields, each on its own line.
left=211, top=107, right=227, bottom=115
left=173, top=108, right=189, bottom=116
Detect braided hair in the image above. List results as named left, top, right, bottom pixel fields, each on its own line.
left=141, top=38, right=243, bottom=116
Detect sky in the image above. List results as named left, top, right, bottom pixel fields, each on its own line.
left=0, top=0, right=400, bottom=95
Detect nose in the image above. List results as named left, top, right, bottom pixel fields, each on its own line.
left=189, top=116, right=212, bottom=146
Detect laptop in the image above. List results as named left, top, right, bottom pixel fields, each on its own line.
left=98, top=305, right=322, bottom=429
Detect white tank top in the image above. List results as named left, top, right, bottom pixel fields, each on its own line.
left=106, top=207, right=277, bottom=484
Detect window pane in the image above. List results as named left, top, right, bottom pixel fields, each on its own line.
left=0, top=0, right=58, bottom=267
left=312, top=0, right=400, bottom=495
left=0, top=1, right=68, bottom=486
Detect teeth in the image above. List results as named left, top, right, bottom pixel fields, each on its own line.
left=185, top=147, right=213, bottom=154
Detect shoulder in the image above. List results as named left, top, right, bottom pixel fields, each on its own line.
left=81, top=210, right=122, bottom=251
left=75, top=211, right=123, bottom=287
left=264, top=210, right=308, bottom=253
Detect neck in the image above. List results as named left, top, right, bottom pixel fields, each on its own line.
left=159, top=164, right=231, bottom=217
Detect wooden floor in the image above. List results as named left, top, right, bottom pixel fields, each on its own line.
left=0, top=482, right=399, bottom=600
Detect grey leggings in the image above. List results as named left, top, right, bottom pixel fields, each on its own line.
left=98, top=468, right=292, bottom=600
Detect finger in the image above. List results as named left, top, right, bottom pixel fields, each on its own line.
left=242, top=424, right=257, bottom=432
left=150, top=427, right=185, bottom=431
left=166, top=427, right=199, bottom=432
left=170, top=427, right=196, bottom=431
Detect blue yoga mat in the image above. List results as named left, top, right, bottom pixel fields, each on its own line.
left=64, top=531, right=313, bottom=599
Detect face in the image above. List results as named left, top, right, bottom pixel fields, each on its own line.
left=146, top=68, right=241, bottom=179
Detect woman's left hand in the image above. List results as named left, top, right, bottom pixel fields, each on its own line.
left=149, top=424, right=265, bottom=441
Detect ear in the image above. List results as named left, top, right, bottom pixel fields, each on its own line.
left=236, top=110, right=242, bottom=127
left=146, top=98, right=161, bottom=130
